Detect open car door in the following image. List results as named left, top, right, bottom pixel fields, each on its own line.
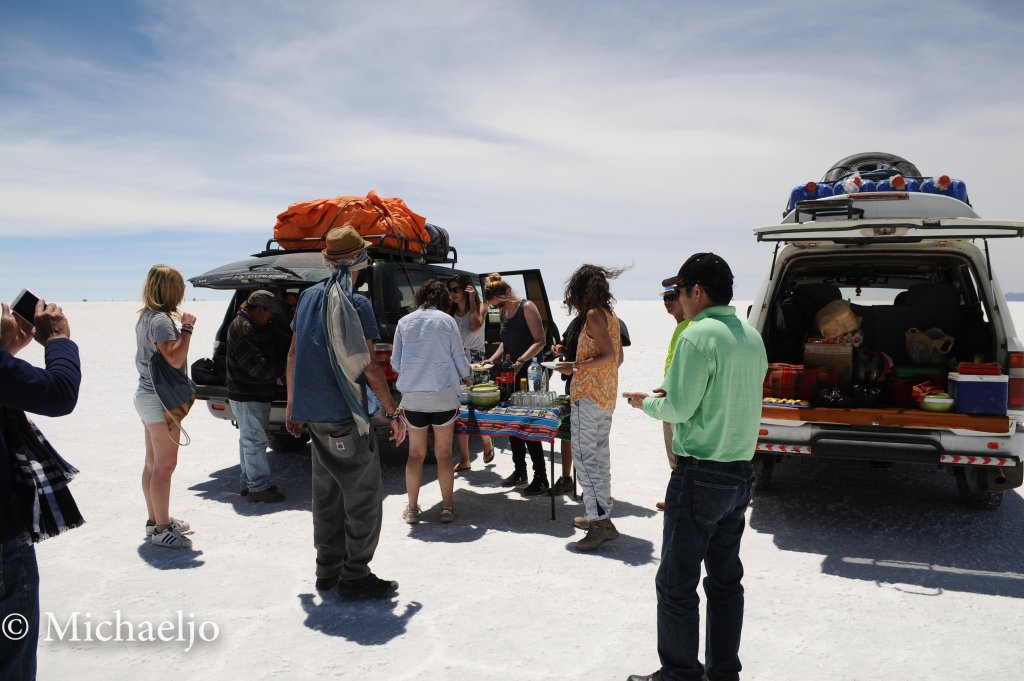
left=479, top=269, right=561, bottom=360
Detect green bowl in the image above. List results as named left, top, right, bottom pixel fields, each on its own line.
left=469, top=384, right=500, bottom=409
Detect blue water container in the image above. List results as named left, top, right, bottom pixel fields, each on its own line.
left=921, top=177, right=970, bottom=204
left=832, top=178, right=876, bottom=196
left=875, top=177, right=920, bottom=192
left=786, top=182, right=834, bottom=212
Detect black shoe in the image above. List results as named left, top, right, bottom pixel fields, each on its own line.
left=626, top=671, right=663, bottom=681
left=315, top=574, right=340, bottom=591
left=548, top=475, right=573, bottom=496
left=247, top=486, right=285, bottom=503
left=501, top=471, right=528, bottom=487
left=337, top=573, right=399, bottom=600
left=241, top=484, right=278, bottom=497
left=523, top=477, right=550, bottom=496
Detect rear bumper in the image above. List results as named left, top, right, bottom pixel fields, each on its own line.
left=757, top=421, right=1022, bottom=489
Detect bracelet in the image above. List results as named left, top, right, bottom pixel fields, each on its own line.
left=386, top=410, right=402, bottom=421
left=181, top=328, right=193, bottom=335
left=181, top=323, right=194, bottom=334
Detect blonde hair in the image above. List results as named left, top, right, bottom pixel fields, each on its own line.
left=139, top=265, right=185, bottom=322
left=483, top=272, right=514, bottom=301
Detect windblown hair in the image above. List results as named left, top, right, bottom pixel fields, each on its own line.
left=415, top=279, right=450, bottom=311
left=483, top=272, right=513, bottom=301
left=563, top=264, right=627, bottom=315
left=449, top=273, right=474, bottom=292
left=139, top=265, right=185, bottom=321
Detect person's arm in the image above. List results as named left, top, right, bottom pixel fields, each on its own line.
left=513, top=301, right=546, bottom=372
left=362, top=346, right=406, bottom=446
left=469, top=292, right=486, bottom=332
left=155, top=312, right=195, bottom=370
left=486, top=342, right=504, bottom=366
left=390, top=323, right=404, bottom=373
left=641, top=338, right=710, bottom=423
left=574, top=308, right=616, bottom=371
left=0, top=301, right=80, bottom=416
left=285, top=335, right=303, bottom=437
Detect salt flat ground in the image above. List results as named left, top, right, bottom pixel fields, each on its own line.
left=19, top=300, right=1024, bottom=681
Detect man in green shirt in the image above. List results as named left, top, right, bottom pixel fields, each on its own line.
left=625, top=253, right=767, bottom=681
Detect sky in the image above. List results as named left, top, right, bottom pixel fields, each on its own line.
left=2, top=0, right=1024, bottom=302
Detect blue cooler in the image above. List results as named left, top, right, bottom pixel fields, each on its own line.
left=876, top=177, right=920, bottom=192
left=832, top=178, right=876, bottom=196
left=921, top=177, right=970, bottom=204
left=948, top=372, right=1008, bottom=416
left=787, top=183, right=833, bottom=212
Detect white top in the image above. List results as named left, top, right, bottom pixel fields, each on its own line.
left=453, top=307, right=485, bottom=353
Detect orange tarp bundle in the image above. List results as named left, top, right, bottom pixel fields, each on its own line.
left=273, top=190, right=430, bottom=253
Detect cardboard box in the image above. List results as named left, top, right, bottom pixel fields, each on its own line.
left=804, top=343, right=853, bottom=388
left=948, top=372, right=1008, bottom=416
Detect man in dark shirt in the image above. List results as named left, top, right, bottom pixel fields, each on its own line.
left=1, top=299, right=80, bottom=681
left=227, top=290, right=287, bottom=503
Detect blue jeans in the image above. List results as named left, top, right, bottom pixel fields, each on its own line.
left=0, top=534, right=39, bottom=681
left=656, top=457, right=753, bottom=681
left=230, top=400, right=273, bottom=492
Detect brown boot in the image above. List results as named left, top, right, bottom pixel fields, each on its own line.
left=576, top=518, right=619, bottom=551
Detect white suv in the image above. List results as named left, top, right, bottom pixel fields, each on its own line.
left=748, top=153, right=1024, bottom=508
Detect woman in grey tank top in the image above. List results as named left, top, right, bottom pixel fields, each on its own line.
left=447, top=274, right=493, bottom=469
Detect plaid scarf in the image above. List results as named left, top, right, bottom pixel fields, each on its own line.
left=4, top=408, right=84, bottom=542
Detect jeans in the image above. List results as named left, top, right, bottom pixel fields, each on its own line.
left=230, top=400, right=273, bottom=492
left=656, top=457, right=753, bottom=681
left=0, top=535, right=39, bottom=681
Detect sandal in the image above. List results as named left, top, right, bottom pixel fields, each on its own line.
left=483, top=446, right=495, bottom=464
left=455, top=464, right=472, bottom=472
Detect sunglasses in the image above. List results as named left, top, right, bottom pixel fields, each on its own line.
left=662, top=292, right=679, bottom=302
left=447, top=286, right=462, bottom=293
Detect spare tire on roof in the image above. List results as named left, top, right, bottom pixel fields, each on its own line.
left=821, top=152, right=921, bottom=183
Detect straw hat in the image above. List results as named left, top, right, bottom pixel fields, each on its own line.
left=322, top=226, right=371, bottom=261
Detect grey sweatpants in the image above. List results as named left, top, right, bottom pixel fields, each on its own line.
left=570, top=398, right=614, bottom=521
left=308, top=420, right=383, bottom=581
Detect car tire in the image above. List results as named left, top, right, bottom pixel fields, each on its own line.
left=821, top=152, right=922, bottom=183
left=955, top=467, right=1003, bottom=509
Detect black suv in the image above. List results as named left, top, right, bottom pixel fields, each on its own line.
left=188, top=235, right=559, bottom=451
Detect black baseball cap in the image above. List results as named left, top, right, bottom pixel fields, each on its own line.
left=661, top=252, right=735, bottom=289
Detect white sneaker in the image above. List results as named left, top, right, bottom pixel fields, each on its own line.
left=151, top=525, right=193, bottom=549
left=402, top=505, right=421, bottom=524
left=146, top=517, right=190, bottom=537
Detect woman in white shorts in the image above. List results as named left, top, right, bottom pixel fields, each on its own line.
left=392, top=279, right=473, bottom=524
left=134, top=265, right=196, bottom=549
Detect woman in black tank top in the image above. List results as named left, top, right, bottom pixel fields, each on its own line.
left=483, top=274, right=549, bottom=494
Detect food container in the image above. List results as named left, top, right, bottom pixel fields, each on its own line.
left=919, top=394, right=954, bottom=413
left=468, top=384, right=500, bottom=409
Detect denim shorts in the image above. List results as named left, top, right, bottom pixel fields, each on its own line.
left=134, top=390, right=165, bottom=424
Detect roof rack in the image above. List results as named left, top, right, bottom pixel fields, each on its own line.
left=794, top=197, right=866, bottom=223
left=255, top=232, right=458, bottom=265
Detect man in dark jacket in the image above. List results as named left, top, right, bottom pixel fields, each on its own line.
left=227, top=290, right=286, bottom=502
left=1, top=299, right=80, bottom=681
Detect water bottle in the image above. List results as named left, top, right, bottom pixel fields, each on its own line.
left=528, top=357, right=543, bottom=392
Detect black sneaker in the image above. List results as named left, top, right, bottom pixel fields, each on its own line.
left=549, top=476, right=574, bottom=496
left=315, top=574, right=340, bottom=591
left=337, top=573, right=399, bottom=600
left=523, top=477, right=550, bottom=496
left=248, top=486, right=285, bottom=503
left=500, top=470, right=528, bottom=487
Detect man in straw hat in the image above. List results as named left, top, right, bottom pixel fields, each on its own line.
left=286, top=226, right=406, bottom=600
left=624, top=253, right=767, bottom=681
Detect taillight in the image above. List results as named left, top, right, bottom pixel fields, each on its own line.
left=375, top=342, right=399, bottom=381
left=1009, top=352, right=1024, bottom=409
left=211, top=403, right=226, bottom=411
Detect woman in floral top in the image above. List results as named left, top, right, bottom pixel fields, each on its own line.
left=555, top=264, right=624, bottom=551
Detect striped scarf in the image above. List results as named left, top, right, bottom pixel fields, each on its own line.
left=323, top=265, right=373, bottom=436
